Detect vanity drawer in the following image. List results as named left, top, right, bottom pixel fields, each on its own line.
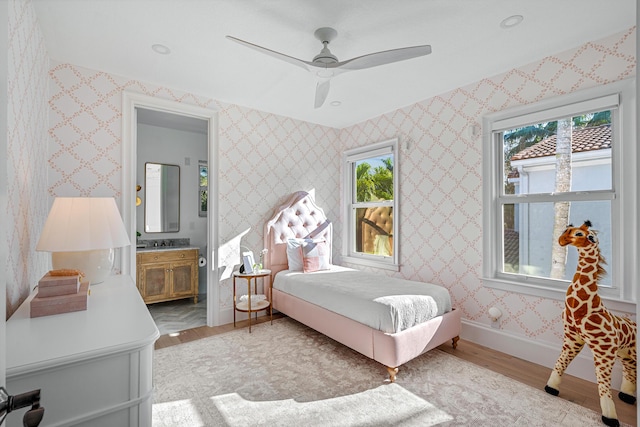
left=137, top=249, right=197, bottom=264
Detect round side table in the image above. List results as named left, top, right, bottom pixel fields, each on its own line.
left=232, top=269, right=272, bottom=333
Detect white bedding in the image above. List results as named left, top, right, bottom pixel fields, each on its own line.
left=273, top=265, right=452, bottom=333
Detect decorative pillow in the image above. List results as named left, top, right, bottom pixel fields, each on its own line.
left=286, top=238, right=310, bottom=271
left=301, top=240, right=330, bottom=273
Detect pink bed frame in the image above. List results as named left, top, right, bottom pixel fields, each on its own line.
left=264, top=191, right=461, bottom=381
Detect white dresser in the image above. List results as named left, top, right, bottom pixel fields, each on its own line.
left=6, top=275, right=159, bottom=427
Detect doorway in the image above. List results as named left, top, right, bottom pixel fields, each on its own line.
left=122, top=92, right=219, bottom=327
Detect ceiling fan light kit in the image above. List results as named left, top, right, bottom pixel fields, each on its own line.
left=226, top=27, right=431, bottom=108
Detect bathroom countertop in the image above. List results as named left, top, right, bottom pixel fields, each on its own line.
left=136, top=245, right=200, bottom=253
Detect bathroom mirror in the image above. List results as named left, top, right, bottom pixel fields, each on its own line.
left=145, top=162, right=180, bottom=232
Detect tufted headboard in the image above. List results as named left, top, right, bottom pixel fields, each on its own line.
left=361, top=206, right=393, bottom=255
left=264, top=191, right=332, bottom=278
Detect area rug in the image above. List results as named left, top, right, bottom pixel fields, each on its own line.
left=152, top=317, right=629, bottom=426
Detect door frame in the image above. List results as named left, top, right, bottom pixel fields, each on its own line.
left=122, top=91, right=220, bottom=327
left=1, top=0, right=9, bottom=393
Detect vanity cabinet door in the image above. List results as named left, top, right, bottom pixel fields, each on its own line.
left=170, top=260, right=195, bottom=297
left=139, top=262, right=170, bottom=303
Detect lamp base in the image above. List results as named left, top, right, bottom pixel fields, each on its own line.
left=51, top=249, right=115, bottom=285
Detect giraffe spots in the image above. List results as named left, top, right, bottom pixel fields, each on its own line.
left=578, top=275, right=591, bottom=285
left=566, top=296, right=582, bottom=309
left=576, top=288, right=590, bottom=301
left=585, top=329, right=607, bottom=339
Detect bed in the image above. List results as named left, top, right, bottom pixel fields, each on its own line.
left=263, top=191, right=461, bottom=381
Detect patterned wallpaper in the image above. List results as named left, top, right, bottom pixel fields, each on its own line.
left=6, top=0, right=50, bottom=318
left=216, top=105, right=340, bottom=308
left=46, top=61, right=341, bottom=314
left=339, top=27, right=636, bottom=344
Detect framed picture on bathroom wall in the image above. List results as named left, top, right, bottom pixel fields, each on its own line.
left=199, top=160, right=208, bottom=217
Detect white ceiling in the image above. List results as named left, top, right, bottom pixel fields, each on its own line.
left=33, top=0, right=635, bottom=129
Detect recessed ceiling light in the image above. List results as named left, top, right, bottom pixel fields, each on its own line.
left=500, top=15, right=524, bottom=29
left=330, top=101, right=342, bottom=107
left=152, top=44, right=171, bottom=55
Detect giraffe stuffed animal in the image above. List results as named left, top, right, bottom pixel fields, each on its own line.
left=545, top=221, right=636, bottom=427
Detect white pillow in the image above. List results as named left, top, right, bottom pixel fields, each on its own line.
left=287, top=238, right=326, bottom=271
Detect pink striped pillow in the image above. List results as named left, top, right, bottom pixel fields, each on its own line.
left=300, top=240, right=330, bottom=273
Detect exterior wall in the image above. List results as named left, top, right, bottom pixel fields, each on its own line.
left=338, top=27, right=636, bottom=349
left=514, top=158, right=612, bottom=284
left=6, top=0, right=50, bottom=319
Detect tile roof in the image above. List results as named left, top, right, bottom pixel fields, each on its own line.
left=510, top=124, right=611, bottom=161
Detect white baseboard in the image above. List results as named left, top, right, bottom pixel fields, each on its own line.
left=460, top=319, right=623, bottom=387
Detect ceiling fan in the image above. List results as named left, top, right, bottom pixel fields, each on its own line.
left=226, top=27, right=432, bottom=108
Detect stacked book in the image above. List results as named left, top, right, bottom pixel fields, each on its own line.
left=30, top=271, right=90, bottom=318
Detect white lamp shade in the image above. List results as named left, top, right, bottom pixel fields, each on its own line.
left=36, top=197, right=131, bottom=252
left=36, top=197, right=131, bottom=284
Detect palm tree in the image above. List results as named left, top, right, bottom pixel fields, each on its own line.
left=550, top=117, right=572, bottom=279
left=373, top=158, right=393, bottom=200
left=356, top=158, right=394, bottom=202
left=356, top=162, right=375, bottom=202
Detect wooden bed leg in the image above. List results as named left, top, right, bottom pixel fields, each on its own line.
left=452, top=336, right=460, bottom=349
left=386, top=366, right=398, bottom=382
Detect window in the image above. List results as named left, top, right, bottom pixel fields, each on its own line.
left=483, top=79, right=636, bottom=310
left=342, top=139, right=399, bottom=271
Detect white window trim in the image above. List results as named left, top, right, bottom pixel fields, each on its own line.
left=341, top=138, right=399, bottom=271
left=482, top=79, right=636, bottom=313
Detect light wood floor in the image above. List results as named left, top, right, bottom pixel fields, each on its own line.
left=155, top=315, right=636, bottom=426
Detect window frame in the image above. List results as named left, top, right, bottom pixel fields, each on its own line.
left=341, top=138, right=399, bottom=271
left=482, top=79, right=636, bottom=312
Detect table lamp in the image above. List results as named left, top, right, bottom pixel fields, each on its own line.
left=36, top=197, right=131, bottom=284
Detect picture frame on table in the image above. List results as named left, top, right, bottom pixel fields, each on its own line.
left=242, top=251, right=255, bottom=274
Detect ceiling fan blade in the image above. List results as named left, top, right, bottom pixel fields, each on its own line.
left=337, top=45, right=431, bottom=71
left=226, top=35, right=313, bottom=71
left=314, top=79, right=331, bottom=109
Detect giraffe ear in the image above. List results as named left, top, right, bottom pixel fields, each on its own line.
left=584, top=220, right=592, bottom=228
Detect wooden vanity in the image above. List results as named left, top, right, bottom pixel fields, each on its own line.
left=136, top=247, right=199, bottom=304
